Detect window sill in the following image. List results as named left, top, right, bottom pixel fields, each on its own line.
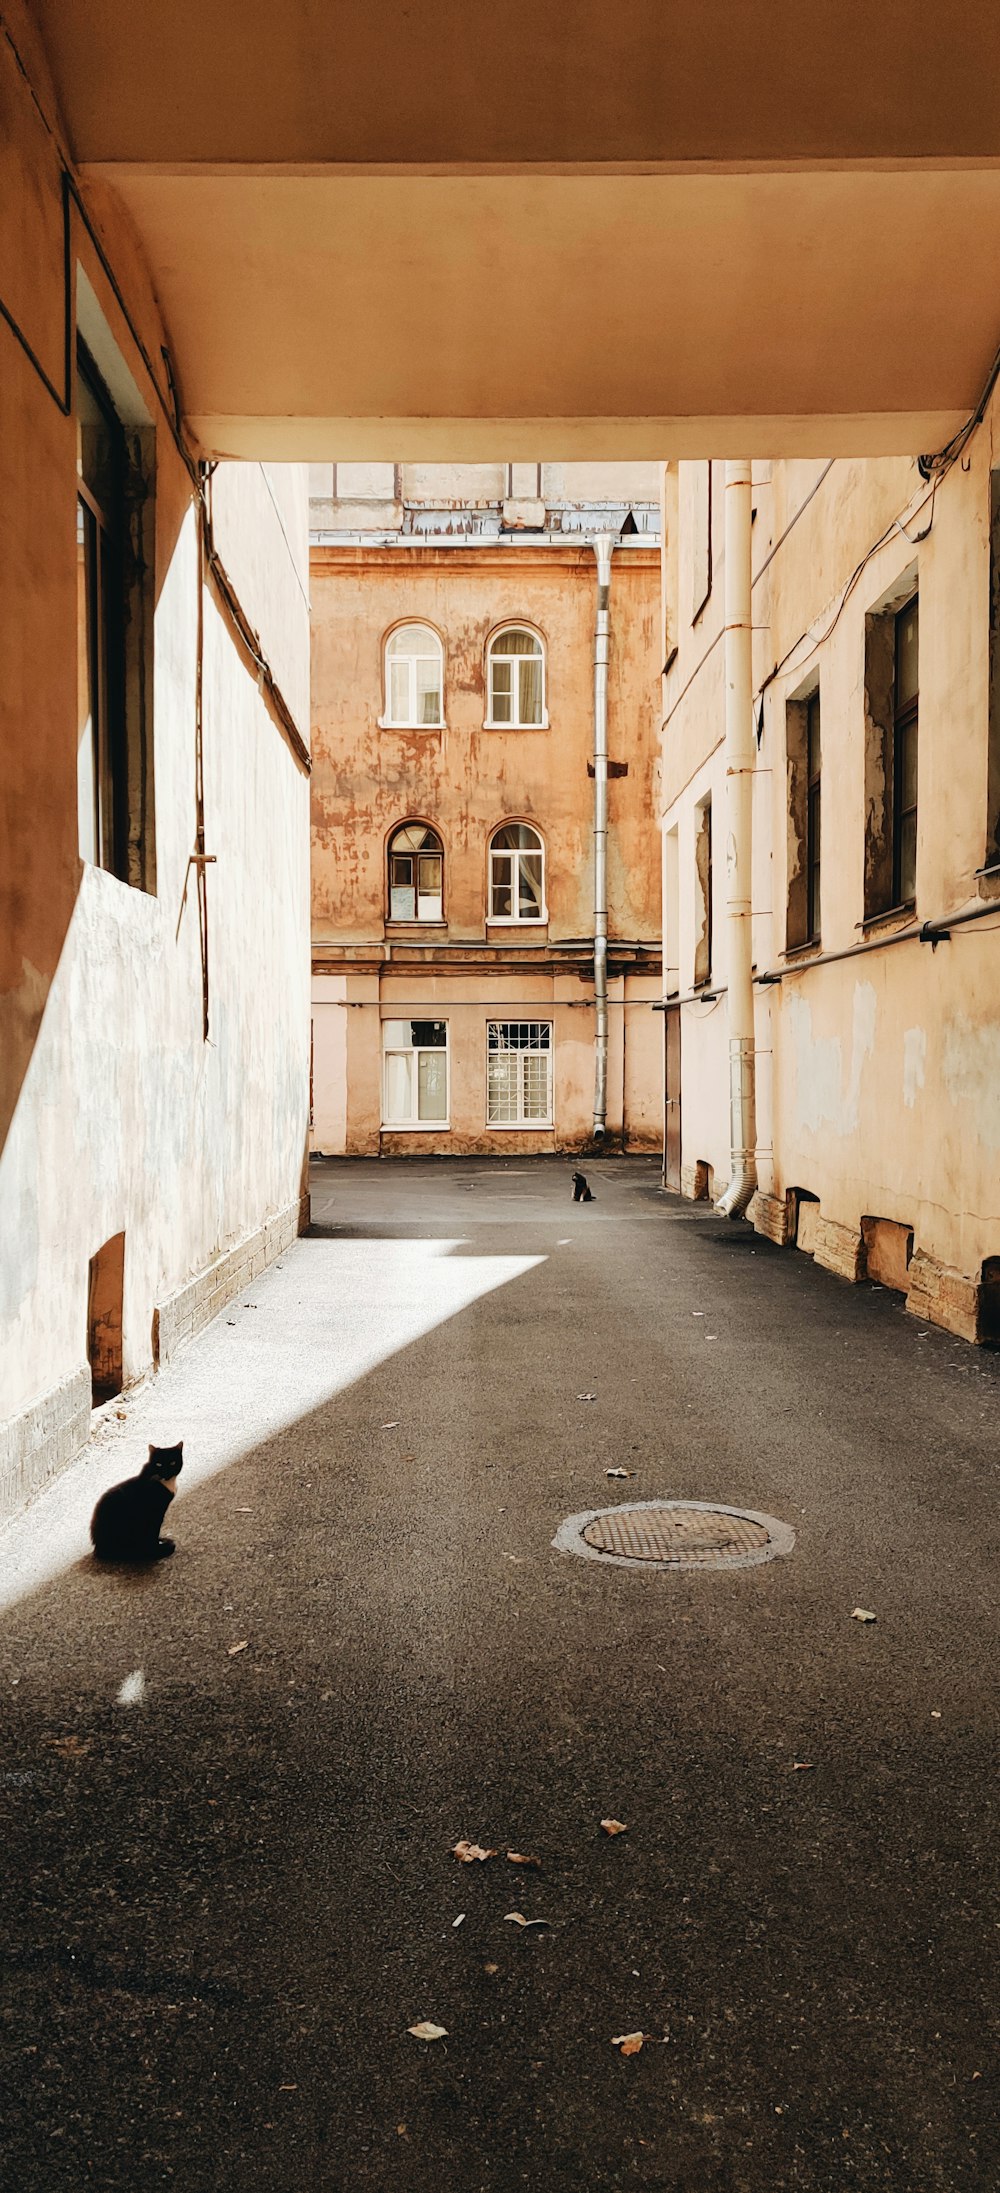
left=385, top=920, right=448, bottom=933
left=783, top=936, right=822, bottom=962
left=482, top=718, right=549, bottom=732
left=485, top=1120, right=554, bottom=1132
left=381, top=1121, right=451, bottom=1133
left=378, top=718, right=446, bottom=733
left=486, top=917, right=549, bottom=930
left=858, top=901, right=916, bottom=935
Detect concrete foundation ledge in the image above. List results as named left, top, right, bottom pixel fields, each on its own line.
left=750, top=1191, right=790, bottom=1247
left=905, top=1248, right=999, bottom=1345
left=0, top=1365, right=91, bottom=1529
left=152, top=1192, right=310, bottom=1371
left=812, top=1216, right=866, bottom=1284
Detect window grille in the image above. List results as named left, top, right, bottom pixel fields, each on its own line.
left=487, top=1021, right=553, bottom=1125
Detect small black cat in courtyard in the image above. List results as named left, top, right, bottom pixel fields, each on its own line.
left=90, top=1442, right=184, bottom=1563
left=572, top=1172, right=595, bottom=1203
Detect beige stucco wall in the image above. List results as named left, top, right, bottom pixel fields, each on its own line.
left=310, top=539, right=662, bottom=1154
left=1, top=1, right=311, bottom=1468
left=660, top=439, right=1000, bottom=1313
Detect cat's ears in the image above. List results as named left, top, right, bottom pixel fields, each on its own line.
left=148, top=1440, right=184, bottom=1454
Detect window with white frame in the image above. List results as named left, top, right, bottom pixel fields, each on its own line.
left=488, top=823, right=545, bottom=922
left=486, top=626, right=546, bottom=726
left=388, top=822, right=443, bottom=921
left=382, top=1020, right=448, bottom=1126
left=383, top=624, right=443, bottom=727
left=487, top=1021, right=553, bottom=1126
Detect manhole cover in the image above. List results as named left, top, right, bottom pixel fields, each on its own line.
left=553, top=1499, right=794, bottom=1572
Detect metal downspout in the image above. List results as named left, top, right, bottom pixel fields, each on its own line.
left=592, top=533, right=614, bottom=1136
left=715, top=462, right=758, bottom=1219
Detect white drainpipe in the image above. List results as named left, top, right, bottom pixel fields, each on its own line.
left=715, top=461, right=757, bottom=1219
left=592, top=532, right=615, bottom=1137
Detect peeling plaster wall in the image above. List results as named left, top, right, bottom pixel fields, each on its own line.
left=659, top=438, right=1000, bottom=1287
left=1, top=1, right=310, bottom=1439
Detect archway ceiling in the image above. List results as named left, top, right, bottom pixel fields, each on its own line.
left=32, top=0, right=1000, bottom=459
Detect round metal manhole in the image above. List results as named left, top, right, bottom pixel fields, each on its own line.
left=553, top=1499, right=794, bottom=1572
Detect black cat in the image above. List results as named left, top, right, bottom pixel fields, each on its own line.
left=572, top=1172, right=595, bottom=1202
left=90, top=1443, right=183, bottom=1563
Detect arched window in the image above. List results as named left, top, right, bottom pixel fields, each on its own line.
left=383, top=624, right=443, bottom=727
left=487, top=626, right=546, bottom=727
left=388, top=823, right=443, bottom=922
left=489, top=823, right=545, bottom=923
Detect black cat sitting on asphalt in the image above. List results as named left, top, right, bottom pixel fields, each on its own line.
left=90, top=1443, right=184, bottom=1562
left=572, top=1172, right=595, bottom=1202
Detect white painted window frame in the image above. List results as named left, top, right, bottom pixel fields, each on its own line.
left=487, top=828, right=547, bottom=925
left=381, top=1019, right=450, bottom=1130
left=486, top=1020, right=554, bottom=1128
left=379, top=624, right=445, bottom=729
left=484, top=625, right=548, bottom=729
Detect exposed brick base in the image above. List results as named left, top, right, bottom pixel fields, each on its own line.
left=0, top=1365, right=91, bottom=1528
left=750, top=1192, right=790, bottom=1247
left=905, top=1250, right=987, bottom=1344
left=813, top=1216, right=866, bottom=1284
left=153, top=1193, right=310, bottom=1369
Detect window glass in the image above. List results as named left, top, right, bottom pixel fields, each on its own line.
left=388, top=826, right=443, bottom=920
left=382, top=1021, right=449, bottom=1125
left=489, top=825, right=545, bottom=921
left=486, top=1022, right=552, bottom=1125
left=895, top=601, right=919, bottom=710
left=488, top=629, right=545, bottom=725
left=385, top=625, right=443, bottom=725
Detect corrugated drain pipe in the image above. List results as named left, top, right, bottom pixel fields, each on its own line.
left=715, top=461, right=758, bottom=1218
left=592, top=533, right=615, bottom=1137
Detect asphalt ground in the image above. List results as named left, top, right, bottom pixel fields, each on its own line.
left=0, top=1155, right=997, bottom=2193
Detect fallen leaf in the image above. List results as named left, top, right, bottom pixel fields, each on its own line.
left=606, top=1468, right=633, bottom=1480
left=408, top=2022, right=447, bottom=2042
left=504, top=1912, right=551, bottom=1930
left=612, top=2032, right=644, bottom=2055
left=381, top=1422, right=398, bottom=1430
left=451, top=1840, right=497, bottom=1863
left=483, top=1963, right=498, bottom=1975
left=792, top=1762, right=815, bottom=1772
left=601, top=1818, right=628, bottom=1836
left=506, top=1851, right=541, bottom=1869
left=45, top=1735, right=91, bottom=1759
left=277, top=2083, right=297, bottom=2092
left=931, top=1710, right=942, bottom=1719
left=227, top=1640, right=249, bottom=1656
left=851, top=1608, right=877, bottom=1623
left=577, top=1392, right=597, bottom=1402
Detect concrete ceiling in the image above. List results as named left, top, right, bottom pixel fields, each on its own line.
left=33, top=0, right=1000, bottom=459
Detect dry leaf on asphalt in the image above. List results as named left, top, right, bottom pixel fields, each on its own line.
left=451, top=1840, right=497, bottom=1863
left=792, top=1762, right=815, bottom=1772
left=851, top=1608, right=877, bottom=1623
left=577, top=1392, right=597, bottom=1402
left=45, top=1735, right=91, bottom=1758
left=606, top=1468, right=633, bottom=1479
left=408, top=2022, right=448, bottom=2042
left=611, top=2032, right=644, bottom=2055
left=504, top=1912, right=551, bottom=1930
left=601, top=1818, right=628, bottom=1836
left=506, top=1851, right=541, bottom=1868
left=227, top=1640, right=249, bottom=1656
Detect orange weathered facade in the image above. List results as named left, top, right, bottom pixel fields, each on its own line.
left=310, top=476, right=662, bottom=1154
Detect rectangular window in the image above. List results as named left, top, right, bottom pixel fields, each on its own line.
left=864, top=581, right=917, bottom=919
left=694, top=796, right=712, bottom=986
left=893, top=598, right=918, bottom=906
left=786, top=685, right=821, bottom=948
left=382, top=1020, right=448, bottom=1126
left=487, top=1021, right=553, bottom=1126
left=75, top=336, right=155, bottom=890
